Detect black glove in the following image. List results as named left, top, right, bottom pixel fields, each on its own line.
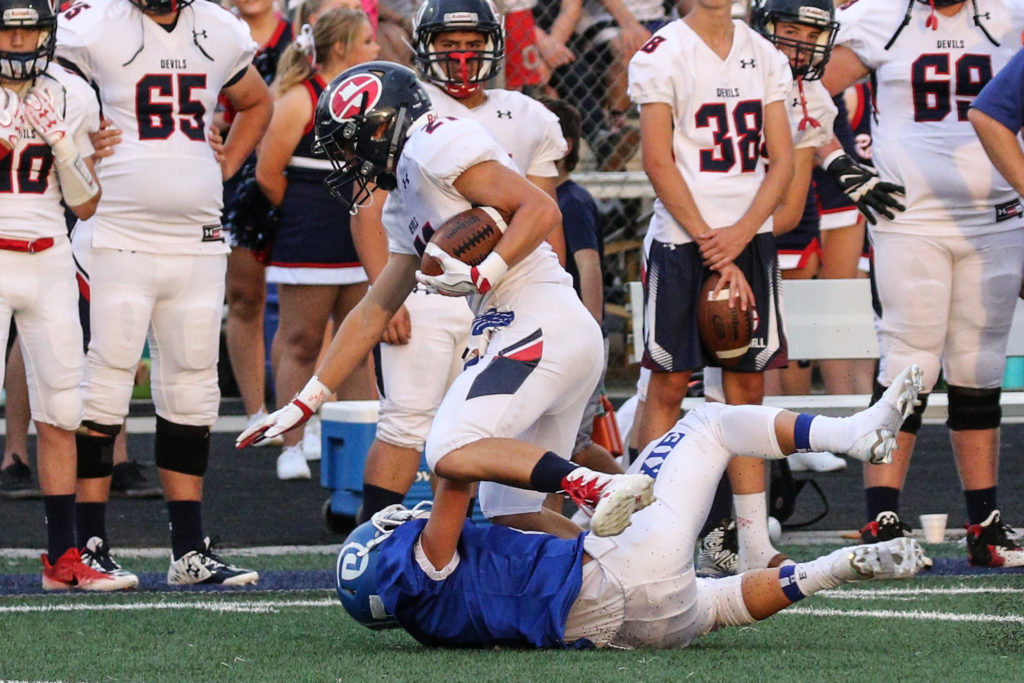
left=823, top=150, right=906, bottom=225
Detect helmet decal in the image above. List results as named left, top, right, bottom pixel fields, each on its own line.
left=338, top=541, right=371, bottom=581
left=329, top=73, right=384, bottom=122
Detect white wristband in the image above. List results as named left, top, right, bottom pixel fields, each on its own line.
left=472, top=251, right=508, bottom=293
left=822, top=148, right=846, bottom=171
left=296, top=376, right=331, bottom=413
left=51, top=136, right=98, bottom=206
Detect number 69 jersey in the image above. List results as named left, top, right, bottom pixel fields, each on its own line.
left=56, top=0, right=256, bottom=254
left=835, top=0, right=1024, bottom=236
left=628, top=19, right=792, bottom=245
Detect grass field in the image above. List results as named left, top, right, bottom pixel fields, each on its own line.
left=1, top=542, right=1022, bottom=682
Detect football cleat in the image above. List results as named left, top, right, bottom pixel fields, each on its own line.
left=831, top=537, right=929, bottom=582
left=167, top=537, right=259, bottom=586
left=844, top=365, right=923, bottom=465
left=859, top=510, right=912, bottom=543
left=79, top=537, right=139, bottom=590
left=696, top=518, right=738, bottom=578
left=562, top=470, right=655, bottom=537
left=965, top=510, right=1024, bottom=568
left=787, top=450, right=847, bottom=473
left=42, top=547, right=135, bottom=592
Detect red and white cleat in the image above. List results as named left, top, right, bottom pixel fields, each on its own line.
left=562, top=470, right=655, bottom=537
left=42, top=547, right=138, bottom=592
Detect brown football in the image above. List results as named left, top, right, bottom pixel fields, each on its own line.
left=697, top=272, right=754, bottom=368
left=420, top=207, right=508, bottom=276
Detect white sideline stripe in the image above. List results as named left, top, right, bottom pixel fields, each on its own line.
left=819, top=586, right=1024, bottom=598
left=0, top=415, right=250, bottom=435
left=0, top=598, right=337, bottom=615
left=0, top=544, right=341, bottom=560
left=784, top=606, right=1024, bottom=624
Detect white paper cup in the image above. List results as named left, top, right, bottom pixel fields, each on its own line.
left=919, top=514, right=948, bottom=543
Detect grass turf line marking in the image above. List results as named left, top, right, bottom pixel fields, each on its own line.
left=819, top=586, right=1024, bottom=599
left=0, top=598, right=337, bottom=614
left=783, top=607, right=1024, bottom=623
left=0, top=545, right=341, bottom=560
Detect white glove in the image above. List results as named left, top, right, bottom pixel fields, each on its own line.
left=416, top=243, right=509, bottom=296
left=23, top=87, right=70, bottom=155
left=235, top=377, right=331, bottom=448
left=23, top=86, right=98, bottom=206
left=0, top=87, right=22, bottom=152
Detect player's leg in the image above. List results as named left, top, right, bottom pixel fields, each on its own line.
left=225, top=247, right=270, bottom=423
left=360, top=292, right=471, bottom=522
left=862, top=231, right=949, bottom=539
left=943, top=230, right=1024, bottom=566
left=1, top=338, right=36, bottom=498
left=149, top=252, right=257, bottom=586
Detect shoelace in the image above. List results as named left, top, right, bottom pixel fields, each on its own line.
left=561, top=470, right=608, bottom=515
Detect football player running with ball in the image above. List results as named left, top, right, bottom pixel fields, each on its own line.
left=823, top=0, right=1024, bottom=567
left=57, top=0, right=273, bottom=586
left=353, top=0, right=576, bottom=534
left=334, top=366, right=929, bottom=649
left=239, top=61, right=654, bottom=539
left=0, top=0, right=123, bottom=590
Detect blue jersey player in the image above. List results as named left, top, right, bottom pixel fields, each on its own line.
left=337, top=366, right=929, bottom=649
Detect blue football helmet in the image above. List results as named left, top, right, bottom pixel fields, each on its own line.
left=335, top=502, right=432, bottom=630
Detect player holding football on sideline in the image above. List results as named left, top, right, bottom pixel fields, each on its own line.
left=57, top=0, right=273, bottom=585
left=353, top=0, right=574, bottom=533
left=334, top=367, right=929, bottom=648
left=240, top=61, right=655, bottom=538
left=823, top=0, right=1024, bottom=566
left=628, top=0, right=794, bottom=573
left=0, top=0, right=127, bottom=590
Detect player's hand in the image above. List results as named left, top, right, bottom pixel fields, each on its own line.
left=416, top=243, right=508, bottom=296
left=236, top=377, right=330, bottom=448
left=713, top=263, right=755, bottom=312
left=699, top=223, right=753, bottom=271
left=381, top=304, right=412, bottom=345
left=208, top=125, right=228, bottom=175
left=22, top=87, right=68, bottom=148
left=823, top=151, right=906, bottom=225
left=90, top=117, right=122, bottom=160
left=0, top=87, right=21, bottom=153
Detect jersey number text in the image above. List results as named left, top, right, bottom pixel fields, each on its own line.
left=911, top=53, right=992, bottom=122
left=0, top=144, right=53, bottom=194
left=695, top=100, right=763, bottom=173
left=136, top=73, right=208, bottom=141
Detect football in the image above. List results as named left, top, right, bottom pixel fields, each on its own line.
left=420, top=207, right=508, bottom=276
left=697, top=272, right=753, bottom=368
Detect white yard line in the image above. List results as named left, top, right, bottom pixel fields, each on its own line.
left=818, top=586, right=1024, bottom=598
left=0, top=598, right=337, bottom=614
left=0, top=545, right=340, bottom=560
left=783, top=606, right=1024, bottom=624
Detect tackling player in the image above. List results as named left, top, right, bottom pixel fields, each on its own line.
left=823, top=0, right=1024, bottom=567
left=352, top=0, right=575, bottom=534
left=335, top=367, right=929, bottom=648
left=0, top=0, right=125, bottom=590
left=57, top=0, right=273, bottom=585
left=239, top=61, right=655, bottom=539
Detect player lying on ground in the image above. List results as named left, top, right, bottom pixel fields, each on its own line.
left=335, top=365, right=929, bottom=649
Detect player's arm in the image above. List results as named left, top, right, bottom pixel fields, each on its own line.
left=700, top=99, right=794, bottom=270
left=220, top=66, right=273, bottom=180
left=816, top=136, right=905, bottom=224
left=254, top=85, right=309, bottom=206
left=528, top=173, right=567, bottom=266
left=822, top=45, right=871, bottom=97
left=418, top=477, right=473, bottom=570
left=772, top=146, right=816, bottom=236
left=639, top=101, right=713, bottom=240
left=969, top=107, right=1024, bottom=198
left=575, top=248, right=604, bottom=323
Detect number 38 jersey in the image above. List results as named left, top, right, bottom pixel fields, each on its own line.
left=835, top=0, right=1024, bottom=235
left=56, top=0, right=256, bottom=254
left=628, top=19, right=792, bottom=245
left=0, top=65, right=99, bottom=241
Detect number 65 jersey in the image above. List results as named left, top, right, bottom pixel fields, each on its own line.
left=628, top=18, right=792, bottom=245
left=56, top=0, right=256, bottom=254
left=835, top=0, right=1024, bottom=236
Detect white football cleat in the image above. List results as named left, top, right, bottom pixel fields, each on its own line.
left=831, top=537, right=929, bottom=582
left=563, top=470, right=655, bottom=537
left=843, top=365, right=923, bottom=465
left=788, top=450, right=847, bottom=473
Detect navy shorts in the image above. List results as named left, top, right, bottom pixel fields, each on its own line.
left=642, top=233, right=788, bottom=373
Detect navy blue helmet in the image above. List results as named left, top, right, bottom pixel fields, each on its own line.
left=750, top=0, right=838, bottom=80
left=0, top=0, right=55, bottom=81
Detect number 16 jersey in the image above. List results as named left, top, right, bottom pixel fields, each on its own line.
left=835, top=0, right=1024, bottom=236
left=628, top=19, right=792, bottom=245
left=56, top=0, right=256, bottom=254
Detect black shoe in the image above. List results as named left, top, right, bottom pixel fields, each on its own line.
left=860, top=510, right=911, bottom=543
left=110, top=461, right=163, bottom=498
left=0, top=453, right=40, bottom=499
left=167, top=537, right=259, bottom=586
left=696, top=518, right=738, bottom=577
left=965, top=510, right=1024, bottom=567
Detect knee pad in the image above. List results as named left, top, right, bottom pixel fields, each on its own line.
left=76, top=428, right=116, bottom=478
left=46, top=385, right=83, bottom=432
left=154, top=416, right=211, bottom=476
left=946, top=385, right=1001, bottom=431
left=709, top=574, right=755, bottom=628
left=872, top=381, right=928, bottom=434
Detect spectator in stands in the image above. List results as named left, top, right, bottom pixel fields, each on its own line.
left=291, top=0, right=366, bottom=34
left=256, top=8, right=380, bottom=480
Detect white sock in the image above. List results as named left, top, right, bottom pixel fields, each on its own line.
left=779, top=548, right=848, bottom=602
left=804, top=399, right=896, bottom=456
left=735, top=492, right=779, bottom=572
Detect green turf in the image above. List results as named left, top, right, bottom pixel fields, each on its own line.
left=2, top=547, right=1022, bottom=682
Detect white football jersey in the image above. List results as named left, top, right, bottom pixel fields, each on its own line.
left=629, top=19, right=793, bottom=244
left=785, top=78, right=836, bottom=150
left=385, top=115, right=568, bottom=312
left=422, top=82, right=567, bottom=179
left=0, top=65, right=99, bottom=241
left=56, top=0, right=256, bottom=254
left=835, top=0, right=1024, bottom=235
